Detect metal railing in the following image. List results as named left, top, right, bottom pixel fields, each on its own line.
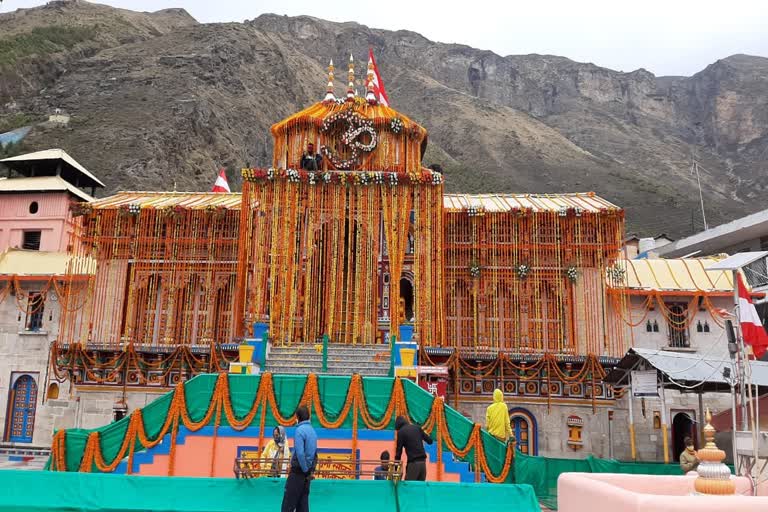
left=233, top=456, right=403, bottom=481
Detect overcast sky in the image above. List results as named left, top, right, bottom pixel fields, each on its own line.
left=2, top=0, right=767, bottom=76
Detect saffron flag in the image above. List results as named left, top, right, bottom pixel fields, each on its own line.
left=211, top=168, right=230, bottom=193
left=737, top=273, right=768, bottom=359
left=368, top=48, right=390, bottom=107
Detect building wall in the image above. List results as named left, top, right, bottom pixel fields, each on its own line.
left=459, top=389, right=731, bottom=463
left=0, top=280, right=160, bottom=446
left=627, top=295, right=731, bottom=357
left=0, top=192, right=73, bottom=253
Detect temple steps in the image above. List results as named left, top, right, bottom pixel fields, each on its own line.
left=266, top=343, right=391, bottom=377
left=0, top=446, right=50, bottom=471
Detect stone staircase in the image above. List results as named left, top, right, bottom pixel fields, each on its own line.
left=265, top=343, right=390, bottom=376
left=0, top=445, right=50, bottom=470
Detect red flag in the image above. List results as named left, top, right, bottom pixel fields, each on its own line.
left=211, top=169, right=230, bottom=193
left=737, top=273, right=768, bottom=359
left=368, top=48, right=390, bottom=107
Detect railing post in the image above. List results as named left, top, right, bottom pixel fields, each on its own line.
left=388, top=334, right=397, bottom=378
left=322, top=334, right=329, bottom=373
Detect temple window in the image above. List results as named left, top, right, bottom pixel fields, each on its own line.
left=24, top=292, right=45, bottom=332
left=22, top=230, right=41, bottom=250
left=665, top=302, right=689, bottom=348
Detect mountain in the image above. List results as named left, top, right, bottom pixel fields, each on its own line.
left=1, top=1, right=767, bottom=237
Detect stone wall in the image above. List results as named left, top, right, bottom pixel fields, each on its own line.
left=459, top=388, right=732, bottom=462
left=0, top=287, right=162, bottom=446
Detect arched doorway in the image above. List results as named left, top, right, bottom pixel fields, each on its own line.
left=399, top=277, right=414, bottom=323
left=5, top=374, right=38, bottom=443
left=509, top=407, right=538, bottom=455
left=46, top=383, right=59, bottom=400
left=672, top=411, right=695, bottom=459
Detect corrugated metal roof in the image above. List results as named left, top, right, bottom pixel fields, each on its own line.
left=89, top=191, right=243, bottom=210
left=0, top=176, right=93, bottom=202
left=0, top=249, right=95, bottom=276
left=604, top=347, right=768, bottom=391
left=443, top=193, right=620, bottom=213
left=620, top=257, right=734, bottom=292
left=0, top=149, right=105, bottom=188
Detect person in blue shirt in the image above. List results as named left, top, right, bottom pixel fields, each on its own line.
left=373, top=450, right=391, bottom=480
left=281, top=405, right=317, bottom=512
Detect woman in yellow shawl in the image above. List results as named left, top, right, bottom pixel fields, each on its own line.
left=261, top=425, right=291, bottom=477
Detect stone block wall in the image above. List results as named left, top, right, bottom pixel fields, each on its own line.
left=459, top=387, right=732, bottom=462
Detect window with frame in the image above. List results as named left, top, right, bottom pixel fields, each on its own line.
left=665, top=302, right=689, bottom=348
left=25, top=292, right=45, bottom=332
left=22, top=231, right=41, bottom=251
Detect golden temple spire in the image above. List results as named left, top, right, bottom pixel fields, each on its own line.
left=366, top=56, right=377, bottom=104
left=693, top=408, right=735, bottom=495
left=323, top=59, right=336, bottom=103
left=346, top=54, right=355, bottom=101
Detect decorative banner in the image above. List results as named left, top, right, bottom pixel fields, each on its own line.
left=314, top=449, right=359, bottom=480
left=419, top=379, right=447, bottom=402
left=236, top=445, right=261, bottom=460
left=631, top=370, right=658, bottom=397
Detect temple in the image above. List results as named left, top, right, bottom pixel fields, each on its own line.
left=0, top=55, right=763, bottom=486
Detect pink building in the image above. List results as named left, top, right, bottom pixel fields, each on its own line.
left=0, top=149, right=101, bottom=448
left=0, top=149, right=103, bottom=253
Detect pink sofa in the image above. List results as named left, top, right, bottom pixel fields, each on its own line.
left=558, top=473, right=767, bottom=512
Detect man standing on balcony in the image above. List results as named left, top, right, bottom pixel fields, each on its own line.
left=282, top=406, right=317, bottom=512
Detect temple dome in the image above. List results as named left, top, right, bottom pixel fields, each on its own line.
left=270, top=97, right=428, bottom=173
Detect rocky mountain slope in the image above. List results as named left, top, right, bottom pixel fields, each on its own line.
left=1, top=1, right=766, bottom=237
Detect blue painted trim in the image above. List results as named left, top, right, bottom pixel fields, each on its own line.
left=423, top=442, right=480, bottom=483
left=509, top=407, right=538, bottom=456
left=114, top=426, right=396, bottom=474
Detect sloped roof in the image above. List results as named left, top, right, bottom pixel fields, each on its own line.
left=619, top=257, right=733, bottom=293
left=443, top=192, right=620, bottom=213
left=1, top=149, right=105, bottom=188
left=88, top=191, right=242, bottom=210
left=0, top=175, right=93, bottom=202
left=604, top=347, right=768, bottom=393
left=0, top=249, right=95, bottom=277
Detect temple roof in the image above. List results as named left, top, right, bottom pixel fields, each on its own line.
left=0, top=175, right=93, bottom=202
left=270, top=97, right=425, bottom=139
left=0, top=249, right=95, bottom=277
left=443, top=193, right=620, bottom=213
left=1, top=149, right=105, bottom=189
left=88, top=191, right=242, bottom=210
left=619, top=257, right=733, bottom=293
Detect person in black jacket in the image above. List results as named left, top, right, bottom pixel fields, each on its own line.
left=394, top=415, right=433, bottom=481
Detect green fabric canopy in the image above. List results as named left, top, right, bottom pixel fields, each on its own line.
left=48, top=374, right=510, bottom=480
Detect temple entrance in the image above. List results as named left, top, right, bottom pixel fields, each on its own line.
left=400, top=277, right=414, bottom=323
left=509, top=407, right=538, bottom=455
left=4, top=374, right=37, bottom=443
left=672, top=411, right=695, bottom=458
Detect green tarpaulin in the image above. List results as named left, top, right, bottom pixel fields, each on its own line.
left=0, top=470, right=540, bottom=512
left=49, top=374, right=511, bottom=481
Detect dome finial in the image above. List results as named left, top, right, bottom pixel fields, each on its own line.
left=346, top=54, right=355, bottom=101
left=323, top=59, right=336, bottom=103
left=366, top=56, right=377, bottom=104
left=693, top=407, right=735, bottom=495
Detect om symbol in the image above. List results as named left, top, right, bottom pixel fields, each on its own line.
left=319, top=109, right=378, bottom=170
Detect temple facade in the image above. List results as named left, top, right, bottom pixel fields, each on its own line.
left=0, top=60, right=745, bottom=462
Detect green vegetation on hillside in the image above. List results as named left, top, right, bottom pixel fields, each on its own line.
left=0, top=113, right=37, bottom=133
left=0, top=25, right=98, bottom=67
left=0, top=141, right=25, bottom=159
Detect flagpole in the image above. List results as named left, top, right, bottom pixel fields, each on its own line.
left=734, top=270, right=749, bottom=433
